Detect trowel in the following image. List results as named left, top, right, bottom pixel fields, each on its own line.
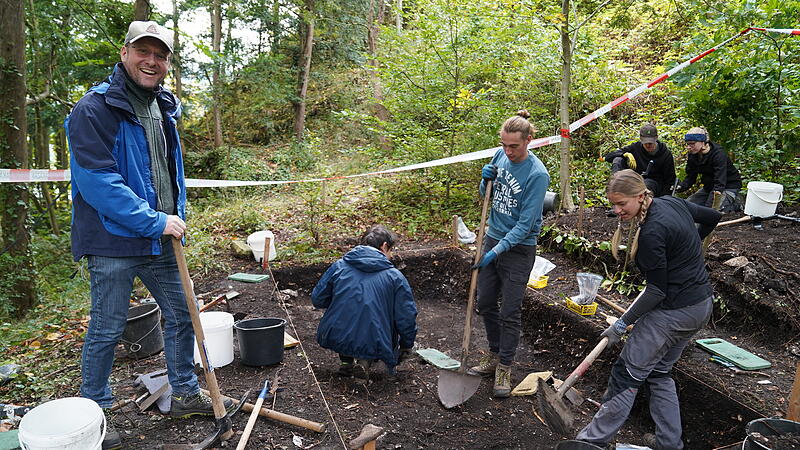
left=437, top=180, right=493, bottom=409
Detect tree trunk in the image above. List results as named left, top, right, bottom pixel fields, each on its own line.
left=395, top=0, right=402, bottom=31
left=366, top=0, right=390, bottom=149
left=557, top=0, right=575, bottom=211
left=0, top=0, right=37, bottom=315
left=172, top=0, right=184, bottom=138
left=293, top=0, right=315, bottom=141
left=270, top=0, right=281, bottom=54
left=211, top=0, right=223, bottom=148
left=134, top=0, right=150, bottom=20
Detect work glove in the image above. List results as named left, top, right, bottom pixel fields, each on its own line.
left=600, top=318, right=628, bottom=346
left=623, top=152, right=637, bottom=170
left=674, top=179, right=688, bottom=193
left=398, top=348, right=413, bottom=364
left=482, top=164, right=498, bottom=182
left=471, top=250, right=497, bottom=270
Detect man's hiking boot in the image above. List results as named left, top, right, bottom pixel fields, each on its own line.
left=467, top=353, right=498, bottom=377
left=102, top=410, right=122, bottom=450
left=338, top=360, right=354, bottom=377
left=170, top=392, right=233, bottom=418
left=493, top=363, right=512, bottom=398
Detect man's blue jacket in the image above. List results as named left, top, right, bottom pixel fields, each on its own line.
left=311, top=245, right=417, bottom=370
left=66, top=63, right=186, bottom=261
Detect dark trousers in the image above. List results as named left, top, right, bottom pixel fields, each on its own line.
left=475, top=236, right=537, bottom=366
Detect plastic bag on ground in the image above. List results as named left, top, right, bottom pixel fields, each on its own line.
left=530, top=256, right=555, bottom=279
left=456, top=216, right=476, bottom=244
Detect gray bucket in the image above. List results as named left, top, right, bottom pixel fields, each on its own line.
left=234, top=317, right=286, bottom=366
left=743, top=418, right=800, bottom=449
left=122, top=303, right=164, bottom=359
left=544, top=191, right=559, bottom=213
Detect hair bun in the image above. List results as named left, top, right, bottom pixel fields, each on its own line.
left=516, top=109, right=531, bottom=119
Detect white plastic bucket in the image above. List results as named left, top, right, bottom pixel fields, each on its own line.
left=18, top=397, right=105, bottom=450
left=193, top=311, right=234, bottom=368
left=744, top=181, right=783, bottom=218
left=246, top=230, right=277, bottom=263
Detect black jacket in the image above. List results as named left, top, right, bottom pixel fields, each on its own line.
left=677, top=141, right=742, bottom=193
left=605, top=141, right=676, bottom=196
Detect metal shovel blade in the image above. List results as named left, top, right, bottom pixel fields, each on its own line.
left=437, top=369, right=482, bottom=409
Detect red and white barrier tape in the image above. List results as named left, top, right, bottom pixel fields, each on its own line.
left=3, top=26, right=797, bottom=187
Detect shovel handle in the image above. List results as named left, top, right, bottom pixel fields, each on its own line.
left=460, top=180, right=493, bottom=370
left=556, top=337, right=608, bottom=397
left=172, top=238, right=231, bottom=439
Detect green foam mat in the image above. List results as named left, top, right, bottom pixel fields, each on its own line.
left=695, top=338, right=771, bottom=370
left=415, top=348, right=460, bottom=370
left=227, top=273, right=270, bottom=283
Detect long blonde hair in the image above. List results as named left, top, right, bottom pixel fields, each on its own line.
left=607, top=169, right=653, bottom=262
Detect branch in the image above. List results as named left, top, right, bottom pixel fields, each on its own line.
left=26, top=84, right=50, bottom=106
left=571, top=0, right=612, bottom=54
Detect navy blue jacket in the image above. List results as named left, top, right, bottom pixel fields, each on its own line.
left=311, top=246, right=417, bottom=370
left=66, top=64, right=186, bottom=261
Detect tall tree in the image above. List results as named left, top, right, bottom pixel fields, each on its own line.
left=557, top=0, right=574, bottom=211
left=134, top=0, right=150, bottom=20
left=172, top=0, right=184, bottom=137
left=0, top=0, right=37, bottom=315
left=366, top=0, right=390, bottom=148
left=212, top=0, right=224, bottom=147
left=293, top=0, right=315, bottom=140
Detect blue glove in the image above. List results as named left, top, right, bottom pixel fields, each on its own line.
left=601, top=318, right=628, bottom=346
left=471, top=250, right=497, bottom=270
left=482, top=164, right=497, bottom=182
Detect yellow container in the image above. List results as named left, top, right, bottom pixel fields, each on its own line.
left=565, top=297, right=597, bottom=316
left=528, top=275, right=549, bottom=289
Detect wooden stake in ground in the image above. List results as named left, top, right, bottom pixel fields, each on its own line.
left=788, top=362, right=800, bottom=421
left=577, top=186, right=585, bottom=238
left=262, top=235, right=272, bottom=270
left=452, top=215, right=459, bottom=247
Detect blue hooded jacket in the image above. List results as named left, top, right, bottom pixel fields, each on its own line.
left=66, top=63, right=186, bottom=261
left=311, top=245, right=417, bottom=370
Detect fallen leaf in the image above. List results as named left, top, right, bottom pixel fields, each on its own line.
left=29, top=340, right=41, bottom=348
left=45, top=332, right=61, bottom=341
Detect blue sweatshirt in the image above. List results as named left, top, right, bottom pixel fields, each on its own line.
left=480, top=148, right=549, bottom=254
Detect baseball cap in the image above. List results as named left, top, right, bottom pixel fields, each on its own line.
left=639, top=123, right=658, bottom=145
left=125, top=21, right=174, bottom=53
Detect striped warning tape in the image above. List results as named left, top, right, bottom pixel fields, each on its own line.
left=2, top=26, right=798, bottom=186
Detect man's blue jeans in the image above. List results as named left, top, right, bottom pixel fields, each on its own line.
left=81, top=240, right=199, bottom=407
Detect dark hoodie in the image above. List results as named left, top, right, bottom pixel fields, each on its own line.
left=605, top=141, right=677, bottom=196
left=677, top=141, right=742, bottom=193
left=312, top=245, right=417, bottom=370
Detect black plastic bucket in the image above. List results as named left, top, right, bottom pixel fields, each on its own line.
left=122, top=303, right=164, bottom=359
left=743, top=418, right=800, bottom=449
left=554, top=440, right=604, bottom=450
left=544, top=191, right=559, bottom=213
left=234, top=317, right=286, bottom=366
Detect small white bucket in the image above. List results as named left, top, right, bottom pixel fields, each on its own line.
left=246, top=230, right=277, bottom=263
left=18, top=397, right=105, bottom=450
left=193, top=311, right=234, bottom=368
left=744, top=181, right=783, bottom=218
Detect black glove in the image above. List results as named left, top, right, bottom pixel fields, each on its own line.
left=398, top=348, right=413, bottom=363
left=601, top=319, right=627, bottom=346
left=674, top=180, right=688, bottom=193
left=482, top=164, right=497, bottom=182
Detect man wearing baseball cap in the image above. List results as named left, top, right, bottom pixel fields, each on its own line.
left=604, top=123, right=677, bottom=197
left=66, top=21, right=229, bottom=449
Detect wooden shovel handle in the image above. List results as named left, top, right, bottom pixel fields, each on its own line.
left=172, top=238, right=231, bottom=438
left=203, top=389, right=326, bottom=433
left=556, top=337, right=609, bottom=397
left=459, top=180, right=493, bottom=370
left=235, top=396, right=265, bottom=450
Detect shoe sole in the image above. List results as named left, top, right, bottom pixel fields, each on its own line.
left=493, top=390, right=511, bottom=398
left=466, top=368, right=496, bottom=377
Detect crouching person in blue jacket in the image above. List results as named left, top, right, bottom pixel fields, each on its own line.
left=311, top=225, right=418, bottom=377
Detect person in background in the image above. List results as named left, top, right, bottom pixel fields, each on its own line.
left=604, top=123, right=676, bottom=197
left=67, top=21, right=229, bottom=450
left=467, top=110, right=550, bottom=398
left=675, top=126, right=742, bottom=212
left=576, top=169, right=721, bottom=449
left=311, top=225, right=417, bottom=377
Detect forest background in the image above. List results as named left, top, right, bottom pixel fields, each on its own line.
left=0, top=0, right=799, bottom=397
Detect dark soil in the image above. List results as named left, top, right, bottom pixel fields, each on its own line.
left=100, top=206, right=799, bottom=449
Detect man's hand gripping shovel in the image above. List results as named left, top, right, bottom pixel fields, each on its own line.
left=172, top=238, right=248, bottom=449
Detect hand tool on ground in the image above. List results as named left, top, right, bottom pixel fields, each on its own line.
left=235, top=379, right=269, bottom=450
left=138, top=381, right=171, bottom=412
left=437, top=179, right=493, bottom=409
left=199, top=290, right=240, bottom=313
left=173, top=237, right=239, bottom=446
left=349, top=423, right=384, bottom=450
left=536, top=336, right=609, bottom=436
left=709, top=356, right=770, bottom=377
left=201, top=388, right=327, bottom=433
